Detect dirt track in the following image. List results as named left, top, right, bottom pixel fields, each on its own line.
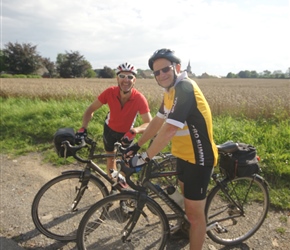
left=0, top=153, right=289, bottom=249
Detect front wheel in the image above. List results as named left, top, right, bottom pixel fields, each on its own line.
left=31, top=171, right=109, bottom=241
left=77, top=192, right=169, bottom=250
left=205, top=176, right=269, bottom=245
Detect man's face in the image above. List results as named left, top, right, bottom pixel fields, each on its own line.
left=117, top=72, right=136, bottom=93
left=152, top=58, right=175, bottom=89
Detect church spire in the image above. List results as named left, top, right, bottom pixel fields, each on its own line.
left=186, top=60, right=192, bottom=74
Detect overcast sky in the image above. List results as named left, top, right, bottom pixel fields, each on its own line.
left=1, top=0, right=289, bottom=76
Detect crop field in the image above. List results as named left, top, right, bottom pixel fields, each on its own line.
left=1, top=78, right=289, bottom=119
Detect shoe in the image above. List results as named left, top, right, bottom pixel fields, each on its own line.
left=119, top=200, right=135, bottom=213
left=117, top=174, right=129, bottom=188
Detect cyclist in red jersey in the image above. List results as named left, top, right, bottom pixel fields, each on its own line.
left=76, top=62, right=152, bottom=177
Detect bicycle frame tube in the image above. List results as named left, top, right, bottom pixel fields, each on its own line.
left=59, top=162, right=122, bottom=214
left=91, top=152, right=122, bottom=159
left=139, top=160, right=185, bottom=218
left=143, top=181, right=184, bottom=216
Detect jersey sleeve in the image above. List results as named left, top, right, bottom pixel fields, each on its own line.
left=138, top=93, right=150, bottom=114
left=156, top=100, right=166, bottom=119
left=167, top=81, right=195, bottom=128
left=98, top=87, right=111, bottom=104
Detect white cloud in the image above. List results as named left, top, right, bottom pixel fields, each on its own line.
left=1, top=0, right=289, bottom=76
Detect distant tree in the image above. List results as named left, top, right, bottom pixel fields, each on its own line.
left=85, top=69, right=96, bottom=78
left=99, top=66, right=115, bottom=78
left=0, top=50, right=7, bottom=72
left=56, top=51, right=92, bottom=78
left=41, top=57, right=56, bottom=77
left=2, top=42, right=42, bottom=74
left=285, top=68, right=290, bottom=78
left=226, top=72, right=236, bottom=78
left=238, top=70, right=251, bottom=78
left=139, top=70, right=147, bottom=79
left=250, top=70, right=259, bottom=78
left=262, top=70, right=271, bottom=78
left=94, top=69, right=101, bottom=77
left=272, top=70, right=284, bottom=79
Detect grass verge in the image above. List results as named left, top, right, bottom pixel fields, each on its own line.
left=1, top=97, right=289, bottom=209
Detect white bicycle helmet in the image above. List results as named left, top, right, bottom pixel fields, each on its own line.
left=116, top=62, right=137, bottom=76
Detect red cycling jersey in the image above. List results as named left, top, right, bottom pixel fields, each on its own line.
left=98, top=86, right=150, bottom=133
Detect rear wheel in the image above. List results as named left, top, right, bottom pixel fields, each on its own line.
left=205, top=176, right=269, bottom=245
left=151, top=155, right=178, bottom=187
left=31, top=172, right=109, bottom=241
left=77, top=192, right=169, bottom=250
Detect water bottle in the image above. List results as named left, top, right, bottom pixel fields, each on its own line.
left=110, top=169, right=127, bottom=187
left=166, top=185, right=184, bottom=209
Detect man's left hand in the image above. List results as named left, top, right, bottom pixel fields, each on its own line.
left=123, top=142, right=140, bottom=158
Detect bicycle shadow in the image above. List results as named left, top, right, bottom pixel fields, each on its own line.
left=166, top=238, right=250, bottom=250
left=213, top=243, right=250, bottom=250
left=10, top=227, right=78, bottom=250
left=166, top=238, right=189, bottom=249
left=9, top=227, right=251, bottom=250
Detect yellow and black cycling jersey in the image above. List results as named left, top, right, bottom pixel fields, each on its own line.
left=157, top=72, right=218, bottom=166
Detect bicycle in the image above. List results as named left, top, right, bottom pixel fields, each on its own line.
left=76, top=141, right=270, bottom=250
left=31, top=136, right=177, bottom=242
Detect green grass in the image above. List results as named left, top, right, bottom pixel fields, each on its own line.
left=275, top=227, right=286, bottom=234
left=1, top=97, right=289, bottom=209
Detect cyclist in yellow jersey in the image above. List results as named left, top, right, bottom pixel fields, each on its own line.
left=125, top=49, right=218, bottom=250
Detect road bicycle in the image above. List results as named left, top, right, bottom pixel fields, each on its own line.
left=76, top=141, right=270, bottom=250
left=31, top=136, right=177, bottom=242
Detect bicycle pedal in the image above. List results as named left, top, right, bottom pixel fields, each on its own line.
left=214, top=224, right=228, bottom=233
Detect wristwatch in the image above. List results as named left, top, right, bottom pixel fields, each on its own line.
left=141, top=152, right=150, bottom=163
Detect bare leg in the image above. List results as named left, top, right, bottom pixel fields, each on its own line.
left=184, top=197, right=207, bottom=250
left=106, top=151, right=116, bottom=178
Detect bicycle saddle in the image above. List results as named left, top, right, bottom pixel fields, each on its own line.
left=217, top=141, right=238, bottom=153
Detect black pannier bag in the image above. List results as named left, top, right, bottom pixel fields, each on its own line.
left=54, top=127, right=75, bottom=157
left=219, top=142, right=261, bottom=179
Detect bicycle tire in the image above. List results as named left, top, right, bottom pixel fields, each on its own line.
left=77, top=192, right=169, bottom=250
left=31, top=171, right=109, bottom=241
left=205, top=175, right=269, bottom=245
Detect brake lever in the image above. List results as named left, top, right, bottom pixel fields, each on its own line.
left=61, top=139, right=89, bottom=163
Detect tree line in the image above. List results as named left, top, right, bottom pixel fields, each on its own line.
left=0, top=42, right=114, bottom=78
left=226, top=69, right=289, bottom=79
left=0, top=42, right=289, bottom=79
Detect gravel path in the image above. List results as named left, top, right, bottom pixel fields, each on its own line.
left=0, top=153, right=289, bottom=250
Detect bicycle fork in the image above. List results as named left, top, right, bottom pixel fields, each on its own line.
left=71, top=168, right=91, bottom=211
left=121, top=192, right=148, bottom=243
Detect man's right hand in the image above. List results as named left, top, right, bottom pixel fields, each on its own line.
left=75, top=127, right=87, bottom=141
left=121, top=130, right=136, bottom=147
left=123, top=142, right=140, bottom=158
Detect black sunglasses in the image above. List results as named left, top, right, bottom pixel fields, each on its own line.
left=118, top=74, right=135, bottom=80
left=153, top=65, right=173, bottom=77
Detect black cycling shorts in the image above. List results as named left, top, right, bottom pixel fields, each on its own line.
left=103, top=123, right=125, bottom=152
left=177, top=158, right=213, bottom=200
